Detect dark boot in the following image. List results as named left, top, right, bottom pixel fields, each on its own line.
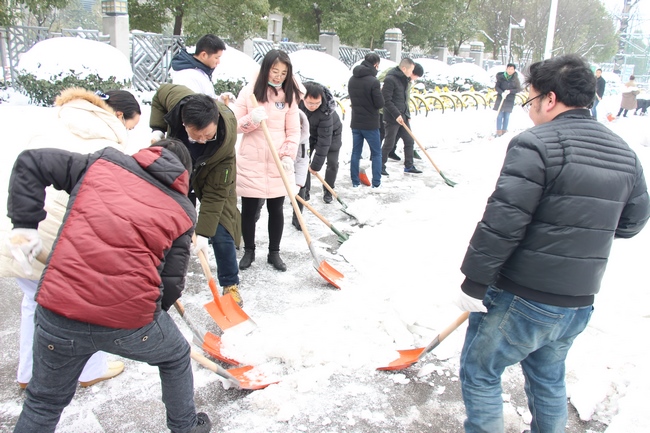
left=292, top=214, right=302, bottom=231
left=323, top=191, right=332, bottom=204
left=190, top=413, right=212, bottom=433
left=267, top=251, right=287, bottom=271
left=239, top=249, right=255, bottom=270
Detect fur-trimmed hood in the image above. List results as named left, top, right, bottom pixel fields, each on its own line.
left=54, top=87, right=128, bottom=145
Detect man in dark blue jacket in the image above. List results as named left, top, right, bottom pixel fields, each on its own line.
left=457, top=54, right=649, bottom=433
left=8, top=140, right=212, bottom=433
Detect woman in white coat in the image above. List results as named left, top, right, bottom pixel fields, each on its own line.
left=232, top=50, right=301, bottom=272
left=1, top=88, right=141, bottom=389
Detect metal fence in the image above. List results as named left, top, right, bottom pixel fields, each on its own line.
left=131, top=32, right=184, bottom=91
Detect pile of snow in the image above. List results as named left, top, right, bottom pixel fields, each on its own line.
left=212, top=44, right=259, bottom=84
left=417, top=58, right=452, bottom=84
left=289, top=50, right=350, bottom=96
left=17, top=37, right=132, bottom=83
left=448, top=62, right=492, bottom=88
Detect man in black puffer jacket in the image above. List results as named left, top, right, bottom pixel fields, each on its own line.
left=456, top=54, right=649, bottom=433
left=299, top=81, right=343, bottom=204
left=381, top=58, right=421, bottom=175
left=8, top=140, right=212, bottom=433
left=348, top=52, right=384, bottom=188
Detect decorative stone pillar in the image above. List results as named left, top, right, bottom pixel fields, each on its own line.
left=101, top=0, right=129, bottom=59
left=319, top=31, right=340, bottom=60
left=383, top=28, right=402, bottom=62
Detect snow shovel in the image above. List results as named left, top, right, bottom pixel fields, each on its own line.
left=194, top=236, right=256, bottom=334
left=173, top=300, right=241, bottom=366
left=402, top=123, right=456, bottom=187
left=295, top=195, right=349, bottom=243
left=359, top=167, right=372, bottom=186
left=190, top=348, right=277, bottom=390
left=310, top=170, right=359, bottom=221
left=377, top=312, right=469, bottom=371
left=251, top=95, right=344, bottom=289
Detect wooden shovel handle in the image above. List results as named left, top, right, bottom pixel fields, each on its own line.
left=250, top=95, right=312, bottom=245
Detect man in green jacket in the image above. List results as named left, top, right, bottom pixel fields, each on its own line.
left=151, top=84, right=243, bottom=305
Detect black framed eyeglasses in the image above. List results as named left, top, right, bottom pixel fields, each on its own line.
left=522, top=93, right=545, bottom=112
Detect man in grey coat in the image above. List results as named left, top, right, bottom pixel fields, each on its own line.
left=457, top=54, right=649, bottom=433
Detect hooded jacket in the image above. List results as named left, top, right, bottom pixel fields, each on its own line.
left=299, top=86, right=343, bottom=172
left=232, top=83, right=300, bottom=199
left=171, top=49, right=217, bottom=98
left=461, top=109, right=649, bottom=307
left=348, top=60, right=384, bottom=130
left=0, top=88, right=130, bottom=280
left=382, top=66, right=411, bottom=124
left=150, top=84, right=241, bottom=245
left=7, top=146, right=196, bottom=328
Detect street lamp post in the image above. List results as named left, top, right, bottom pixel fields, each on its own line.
left=506, top=17, right=526, bottom=64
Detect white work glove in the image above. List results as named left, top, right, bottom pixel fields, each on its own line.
left=151, top=130, right=165, bottom=144
left=7, top=228, right=43, bottom=276
left=454, top=292, right=487, bottom=313
left=218, top=92, right=235, bottom=105
left=192, top=235, right=210, bottom=259
left=502, top=90, right=510, bottom=96
left=251, top=107, right=268, bottom=125
left=281, top=156, right=294, bottom=177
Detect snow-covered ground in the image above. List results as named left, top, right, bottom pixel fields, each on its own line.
left=1, top=38, right=649, bottom=433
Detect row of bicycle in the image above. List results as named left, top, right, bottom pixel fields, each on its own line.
left=336, top=88, right=529, bottom=118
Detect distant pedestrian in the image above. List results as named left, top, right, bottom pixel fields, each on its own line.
left=298, top=81, right=342, bottom=204
left=457, top=54, right=649, bottom=433
left=232, top=49, right=301, bottom=272
left=381, top=58, right=420, bottom=175
left=171, top=34, right=225, bottom=99
left=8, top=140, right=212, bottom=433
left=348, top=52, right=385, bottom=188
left=591, top=68, right=606, bottom=119
left=493, top=63, right=521, bottom=136
left=617, top=75, right=640, bottom=118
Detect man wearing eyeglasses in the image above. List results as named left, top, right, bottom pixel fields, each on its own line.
left=150, top=83, right=243, bottom=306
left=456, top=54, right=649, bottom=433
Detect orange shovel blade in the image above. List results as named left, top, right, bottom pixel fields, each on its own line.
left=359, top=168, right=371, bottom=186
left=202, top=332, right=240, bottom=366
left=316, top=260, right=344, bottom=289
left=227, top=365, right=279, bottom=390
left=376, top=347, right=426, bottom=371
left=203, top=277, right=254, bottom=331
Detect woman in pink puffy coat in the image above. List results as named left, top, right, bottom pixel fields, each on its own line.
left=233, top=50, right=301, bottom=272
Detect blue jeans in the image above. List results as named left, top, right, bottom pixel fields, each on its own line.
left=211, top=223, right=239, bottom=287
left=591, top=98, right=600, bottom=119
left=460, top=286, right=593, bottom=433
left=350, top=128, right=382, bottom=187
left=496, top=111, right=511, bottom=131
left=14, top=306, right=198, bottom=433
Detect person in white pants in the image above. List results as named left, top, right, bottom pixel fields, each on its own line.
left=16, top=279, right=110, bottom=387
left=1, top=88, right=141, bottom=388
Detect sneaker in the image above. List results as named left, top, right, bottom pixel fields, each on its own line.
left=323, top=191, right=333, bottom=204
left=387, top=151, right=401, bottom=161
left=413, top=150, right=422, bottom=160
left=370, top=184, right=382, bottom=193
left=79, top=361, right=124, bottom=387
left=223, top=284, right=243, bottom=307
left=190, top=412, right=212, bottom=433
left=381, top=169, right=389, bottom=176
left=267, top=251, right=287, bottom=272
left=352, top=184, right=360, bottom=188
left=404, top=166, right=423, bottom=174
left=239, top=249, right=255, bottom=270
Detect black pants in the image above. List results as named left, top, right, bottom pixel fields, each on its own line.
left=617, top=107, right=629, bottom=117
left=241, top=196, right=285, bottom=252
left=382, top=120, right=414, bottom=168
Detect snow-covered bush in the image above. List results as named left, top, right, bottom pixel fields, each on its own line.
left=16, top=37, right=133, bottom=106
left=213, top=78, right=247, bottom=99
